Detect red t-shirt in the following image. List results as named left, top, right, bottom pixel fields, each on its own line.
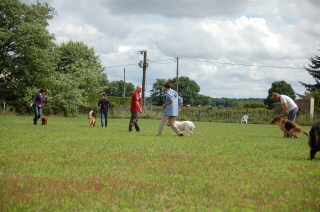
left=130, top=92, right=142, bottom=111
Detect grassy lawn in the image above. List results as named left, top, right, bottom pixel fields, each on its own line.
left=0, top=116, right=319, bottom=211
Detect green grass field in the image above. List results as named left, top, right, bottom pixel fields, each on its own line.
left=0, top=116, right=319, bottom=211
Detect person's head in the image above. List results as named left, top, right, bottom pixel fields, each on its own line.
left=39, top=88, right=47, bottom=94
left=272, top=92, right=280, bottom=101
left=102, top=93, right=106, bottom=97
left=164, top=82, right=172, bottom=90
left=136, top=85, right=142, bottom=93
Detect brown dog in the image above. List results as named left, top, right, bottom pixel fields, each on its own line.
left=42, top=117, right=47, bottom=125
left=88, top=110, right=96, bottom=127
left=272, top=117, right=308, bottom=138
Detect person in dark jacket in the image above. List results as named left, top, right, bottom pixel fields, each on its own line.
left=98, top=93, right=111, bottom=127
left=29, top=88, right=52, bottom=125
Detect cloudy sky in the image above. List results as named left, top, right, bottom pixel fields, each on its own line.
left=22, top=0, right=320, bottom=98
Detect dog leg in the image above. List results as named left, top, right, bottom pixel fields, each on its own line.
left=283, top=131, right=287, bottom=138
left=310, top=149, right=316, bottom=160
left=188, top=129, right=193, bottom=136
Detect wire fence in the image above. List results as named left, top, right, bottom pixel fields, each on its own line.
left=107, top=105, right=316, bottom=126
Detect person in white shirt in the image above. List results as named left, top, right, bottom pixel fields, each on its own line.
left=272, top=92, right=298, bottom=122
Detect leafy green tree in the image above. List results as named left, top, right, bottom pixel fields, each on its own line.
left=150, top=77, right=201, bottom=106
left=264, top=80, right=296, bottom=109
left=0, top=0, right=57, bottom=112
left=46, top=72, right=86, bottom=116
left=169, top=76, right=200, bottom=105
left=299, top=47, right=320, bottom=92
left=149, top=79, right=167, bottom=105
left=48, top=41, right=107, bottom=116
left=299, top=47, right=320, bottom=110
left=105, top=80, right=134, bottom=97
left=194, top=94, right=210, bottom=106
left=56, top=41, right=107, bottom=94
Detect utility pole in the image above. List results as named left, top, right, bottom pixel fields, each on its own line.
left=141, top=50, right=147, bottom=108
left=123, top=68, right=126, bottom=97
left=176, top=57, right=179, bottom=93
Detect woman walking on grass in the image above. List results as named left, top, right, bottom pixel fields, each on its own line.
left=29, top=88, right=52, bottom=125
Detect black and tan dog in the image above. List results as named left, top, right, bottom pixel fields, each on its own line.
left=42, top=117, right=47, bottom=125
left=272, top=117, right=308, bottom=138
left=309, top=120, right=320, bottom=160
left=88, top=110, right=96, bottom=127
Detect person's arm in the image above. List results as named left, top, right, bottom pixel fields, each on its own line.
left=135, top=100, right=142, bottom=113
left=281, top=103, right=288, bottom=117
left=44, top=97, right=52, bottom=103
left=178, top=96, right=183, bottom=111
left=163, top=99, right=174, bottom=107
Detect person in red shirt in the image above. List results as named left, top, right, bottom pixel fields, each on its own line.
left=129, top=85, right=143, bottom=132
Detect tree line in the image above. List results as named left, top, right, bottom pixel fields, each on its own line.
left=1, top=0, right=319, bottom=116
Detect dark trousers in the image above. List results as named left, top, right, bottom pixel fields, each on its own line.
left=288, top=107, right=298, bottom=122
left=129, top=111, right=140, bottom=132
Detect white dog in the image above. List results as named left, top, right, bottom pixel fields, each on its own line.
left=167, top=120, right=196, bottom=136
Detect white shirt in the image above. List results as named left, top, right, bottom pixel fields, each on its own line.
left=280, top=95, right=297, bottom=113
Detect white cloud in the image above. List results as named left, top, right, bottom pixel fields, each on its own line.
left=20, top=0, right=319, bottom=98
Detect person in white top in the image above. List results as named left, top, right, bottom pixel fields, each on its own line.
left=272, top=92, right=298, bottom=122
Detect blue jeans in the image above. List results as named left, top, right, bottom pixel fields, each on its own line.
left=100, top=111, right=108, bottom=127
left=33, top=105, right=42, bottom=125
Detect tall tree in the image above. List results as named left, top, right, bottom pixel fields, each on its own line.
left=0, top=0, right=57, bottom=112
left=299, top=47, right=320, bottom=92
left=299, top=47, right=320, bottom=109
left=48, top=41, right=107, bottom=116
left=105, top=80, right=134, bottom=97
left=194, top=94, right=210, bottom=106
left=264, top=80, right=296, bottom=109
left=149, top=79, right=167, bottom=105
left=56, top=41, right=107, bottom=94
left=169, top=76, right=200, bottom=105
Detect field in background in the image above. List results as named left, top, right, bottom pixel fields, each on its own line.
left=0, top=116, right=319, bottom=211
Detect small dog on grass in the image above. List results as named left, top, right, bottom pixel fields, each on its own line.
left=88, top=110, right=96, bottom=127
left=42, top=117, right=47, bottom=125
left=308, top=120, right=320, bottom=160
left=271, top=117, right=308, bottom=138
left=167, top=120, right=196, bottom=136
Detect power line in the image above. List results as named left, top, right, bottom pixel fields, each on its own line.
left=179, top=58, right=304, bottom=70
left=105, top=57, right=305, bottom=70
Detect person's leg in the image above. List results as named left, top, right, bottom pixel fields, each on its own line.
left=288, top=107, right=298, bottom=122
left=157, top=115, right=169, bottom=136
left=129, top=111, right=137, bottom=132
left=33, top=105, right=41, bottom=125
left=168, top=116, right=183, bottom=136
left=134, top=112, right=140, bottom=132
left=100, top=111, right=105, bottom=127
left=105, top=111, right=108, bottom=127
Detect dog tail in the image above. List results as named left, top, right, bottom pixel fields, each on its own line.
left=301, top=131, right=309, bottom=136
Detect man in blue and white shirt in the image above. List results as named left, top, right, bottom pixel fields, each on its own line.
left=157, top=82, right=184, bottom=136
